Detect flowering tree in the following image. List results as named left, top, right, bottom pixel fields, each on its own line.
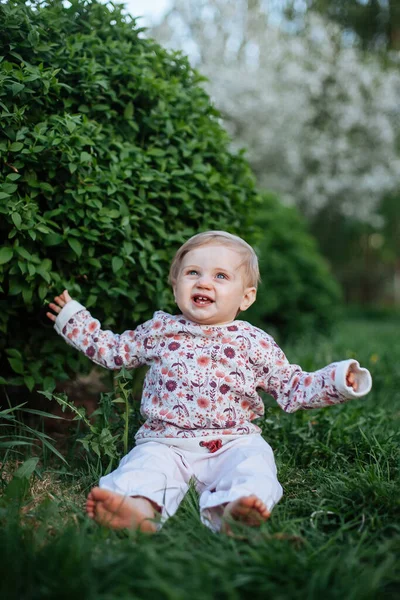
left=151, top=1, right=400, bottom=223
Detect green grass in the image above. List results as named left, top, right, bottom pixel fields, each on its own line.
left=0, top=318, right=399, bottom=599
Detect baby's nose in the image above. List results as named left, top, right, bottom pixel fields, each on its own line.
left=198, top=275, right=213, bottom=287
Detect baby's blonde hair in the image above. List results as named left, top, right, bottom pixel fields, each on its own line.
left=169, top=231, right=260, bottom=289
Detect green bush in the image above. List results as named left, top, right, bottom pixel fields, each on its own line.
left=246, top=193, right=342, bottom=340
left=0, top=0, right=259, bottom=390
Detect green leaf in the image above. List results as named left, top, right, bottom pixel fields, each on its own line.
left=36, top=267, right=51, bottom=283
left=15, top=247, right=32, bottom=260
left=124, top=101, right=134, bottom=119
left=38, top=282, right=48, bottom=300
left=8, top=280, right=23, bottom=295
left=14, top=457, right=39, bottom=480
left=4, top=477, right=30, bottom=502
left=24, top=376, right=36, bottom=392
left=6, top=348, right=22, bottom=359
left=43, top=233, right=64, bottom=246
left=11, top=212, right=22, bottom=229
left=147, top=148, right=165, bottom=157
left=11, top=83, right=25, bottom=96
left=43, top=376, right=56, bottom=391
left=112, top=256, right=123, bottom=273
left=22, top=287, right=33, bottom=304
left=68, top=238, right=82, bottom=257
left=80, top=151, right=92, bottom=163
left=2, top=183, right=18, bottom=194
left=10, top=141, right=24, bottom=152
left=8, top=358, right=24, bottom=375
left=0, top=247, right=13, bottom=265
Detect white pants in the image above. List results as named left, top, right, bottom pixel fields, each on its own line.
left=99, top=434, right=283, bottom=532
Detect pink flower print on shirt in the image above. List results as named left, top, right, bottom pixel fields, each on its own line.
left=166, top=380, right=177, bottom=392
left=168, top=342, right=180, bottom=351
left=159, top=407, right=175, bottom=420
left=197, top=397, right=210, bottom=409
left=197, top=356, right=210, bottom=368
left=220, top=384, right=230, bottom=395
left=224, top=347, right=236, bottom=359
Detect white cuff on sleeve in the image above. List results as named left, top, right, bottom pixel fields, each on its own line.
left=334, top=359, right=372, bottom=398
left=54, top=300, right=86, bottom=335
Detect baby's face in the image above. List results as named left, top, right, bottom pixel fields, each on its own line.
left=172, top=244, right=256, bottom=326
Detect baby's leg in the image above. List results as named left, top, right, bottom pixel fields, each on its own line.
left=86, top=488, right=160, bottom=533
left=197, top=435, right=283, bottom=533
left=88, top=442, right=191, bottom=531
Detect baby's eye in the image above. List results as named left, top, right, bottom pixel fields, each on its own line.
left=216, top=273, right=227, bottom=279
left=187, top=269, right=198, bottom=276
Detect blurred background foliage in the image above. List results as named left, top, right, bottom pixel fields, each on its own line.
left=247, top=192, right=342, bottom=339
left=284, top=0, right=400, bottom=51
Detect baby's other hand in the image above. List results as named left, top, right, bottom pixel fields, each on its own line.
left=46, top=290, right=73, bottom=322
left=346, top=365, right=358, bottom=391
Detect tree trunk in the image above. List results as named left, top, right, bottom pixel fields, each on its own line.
left=389, top=0, right=400, bottom=50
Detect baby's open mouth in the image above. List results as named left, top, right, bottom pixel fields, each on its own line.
left=192, top=295, right=214, bottom=305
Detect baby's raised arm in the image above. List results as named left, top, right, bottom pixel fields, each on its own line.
left=254, top=335, right=372, bottom=412
left=47, top=290, right=152, bottom=371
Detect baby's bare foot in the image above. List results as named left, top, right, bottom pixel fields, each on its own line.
left=86, top=487, right=158, bottom=533
left=222, top=495, right=270, bottom=533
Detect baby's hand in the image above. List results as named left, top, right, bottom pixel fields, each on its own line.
left=46, top=290, right=73, bottom=322
left=346, top=365, right=358, bottom=391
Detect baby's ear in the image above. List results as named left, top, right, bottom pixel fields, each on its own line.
left=171, top=280, right=177, bottom=302
left=240, top=287, right=257, bottom=312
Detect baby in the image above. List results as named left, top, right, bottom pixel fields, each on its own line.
left=47, top=231, right=372, bottom=534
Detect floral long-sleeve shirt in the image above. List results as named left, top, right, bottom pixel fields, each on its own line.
left=55, top=301, right=372, bottom=441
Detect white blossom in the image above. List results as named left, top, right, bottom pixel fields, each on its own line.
left=151, top=2, right=400, bottom=221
